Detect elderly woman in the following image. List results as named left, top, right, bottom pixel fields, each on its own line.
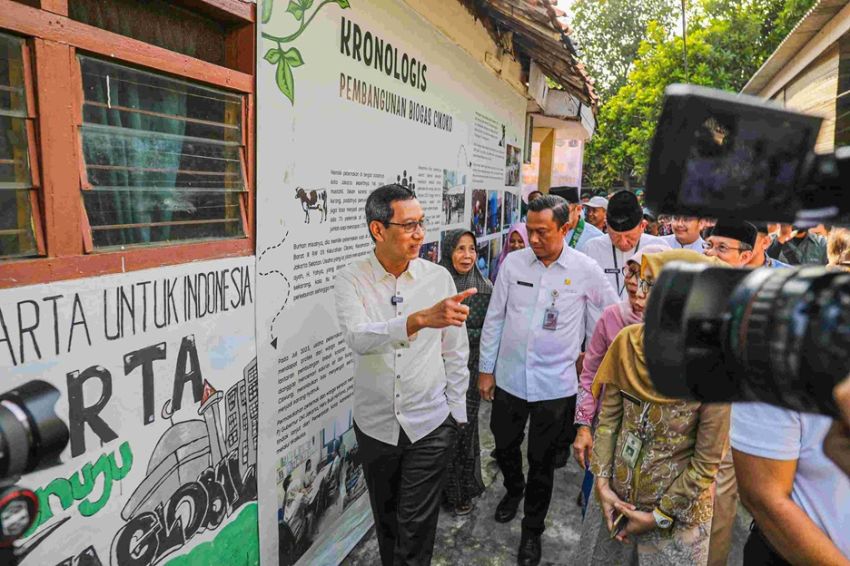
left=574, top=249, right=730, bottom=566
left=439, top=229, right=493, bottom=515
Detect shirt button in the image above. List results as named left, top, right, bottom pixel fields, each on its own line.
left=396, top=375, right=401, bottom=379
left=396, top=393, right=400, bottom=398
left=396, top=411, right=400, bottom=415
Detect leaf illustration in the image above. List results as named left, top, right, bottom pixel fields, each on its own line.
left=276, top=59, right=295, bottom=103
left=302, top=0, right=314, bottom=8
left=286, top=0, right=305, bottom=20
left=261, top=0, right=274, bottom=23
left=334, top=0, right=351, bottom=8
left=264, top=48, right=282, bottom=64
left=283, top=47, right=304, bottom=67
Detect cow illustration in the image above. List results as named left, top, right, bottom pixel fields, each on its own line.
left=295, top=187, right=328, bottom=223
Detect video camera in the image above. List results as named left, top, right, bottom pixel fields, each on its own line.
left=643, top=84, right=850, bottom=418
left=0, top=381, right=68, bottom=565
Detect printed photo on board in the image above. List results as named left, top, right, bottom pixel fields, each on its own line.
left=442, top=169, right=466, bottom=226
left=488, top=237, right=502, bottom=283
left=471, top=189, right=486, bottom=237
left=504, top=191, right=519, bottom=228
left=487, top=190, right=502, bottom=235
left=419, top=241, right=439, bottom=263
left=505, top=144, right=521, bottom=186
left=476, top=239, right=490, bottom=280
left=277, top=415, right=366, bottom=566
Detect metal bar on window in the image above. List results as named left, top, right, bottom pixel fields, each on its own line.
left=91, top=218, right=242, bottom=231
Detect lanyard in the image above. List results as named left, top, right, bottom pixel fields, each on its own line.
left=568, top=217, right=585, bottom=249
left=611, top=238, right=640, bottom=296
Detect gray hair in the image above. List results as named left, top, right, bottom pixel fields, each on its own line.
left=365, top=184, right=416, bottom=240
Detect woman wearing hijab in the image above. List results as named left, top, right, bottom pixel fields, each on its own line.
left=439, top=229, right=494, bottom=515
left=572, top=244, right=670, bottom=514
left=574, top=249, right=731, bottom=566
left=492, top=223, right=528, bottom=282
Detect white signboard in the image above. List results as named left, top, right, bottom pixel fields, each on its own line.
left=256, top=1, right=526, bottom=564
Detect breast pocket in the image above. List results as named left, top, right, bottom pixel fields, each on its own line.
left=550, top=289, right=582, bottom=329
left=508, top=279, right=539, bottom=313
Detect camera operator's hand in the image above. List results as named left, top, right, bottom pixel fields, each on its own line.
left=407, top=288, right=477, bottom=335
left=824, top=376, right=850, bottom=477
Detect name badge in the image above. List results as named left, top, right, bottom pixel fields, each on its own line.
left=517, top=281, right=534, bottom=287
left=542, top=307, right=558, bottom=330
left=622, top=432, right=642, bottom=469
left=604, top=268, right=620, bottom=274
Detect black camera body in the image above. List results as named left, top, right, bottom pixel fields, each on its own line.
left=643, top=85, right=850, bottom=417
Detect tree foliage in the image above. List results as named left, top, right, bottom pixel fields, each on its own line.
left=582, top=0, right=817, bottom=189
left=571, top=0, right=678, bottom=101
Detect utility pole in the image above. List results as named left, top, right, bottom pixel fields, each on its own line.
left=681, top=0, right=688, bottom=81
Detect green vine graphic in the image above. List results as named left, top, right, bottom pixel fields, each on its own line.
left=261, top=0, right=351, bottom=103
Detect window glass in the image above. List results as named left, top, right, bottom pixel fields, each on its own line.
left=78, top=56, right=246, bottom=248
left=0, top=33, right=37, bottom=259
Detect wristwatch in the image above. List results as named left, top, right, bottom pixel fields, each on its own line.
left=652, top=508, right=674, bottom=530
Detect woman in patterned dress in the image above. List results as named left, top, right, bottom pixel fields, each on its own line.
left=439, top=229, right=493, bottom=515
left=574, top=249, right=731, bottom=566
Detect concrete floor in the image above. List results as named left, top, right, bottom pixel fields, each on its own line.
left=342, top=401, right=750, bottom=565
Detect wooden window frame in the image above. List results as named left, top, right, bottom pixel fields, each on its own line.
left=0, top=0, right=256, bottom=288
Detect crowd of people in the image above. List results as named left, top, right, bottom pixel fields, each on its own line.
left=333, top=183, right=850, bottom=566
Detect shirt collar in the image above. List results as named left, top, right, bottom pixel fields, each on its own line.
left=528, top=245, right=569, bottom=268
left=368, top=251, right=418, bottom=281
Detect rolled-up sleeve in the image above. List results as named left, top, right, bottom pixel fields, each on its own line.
left=334, top=268, right=411, bottom=355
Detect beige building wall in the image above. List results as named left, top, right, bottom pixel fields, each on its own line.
left=402, top=0, right=527, bottom=97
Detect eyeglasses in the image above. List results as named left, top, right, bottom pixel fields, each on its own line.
left=637, top=278, right=654, bottom=294
left=703, top=241, right=745, bottom=254
left=621, top=265, right=640, bottom=279
left=386, top=219, right=427, bottom=233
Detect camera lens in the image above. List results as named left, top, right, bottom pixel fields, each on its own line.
left=645, top=263, right=850, bottom=417
left=0, top=380, right=68, bottom=480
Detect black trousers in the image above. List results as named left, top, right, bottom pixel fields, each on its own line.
left=354, top=417, right=457, bottom=566
left=743, top=523, right=792, bottom=565
left=490, top=387, right=575, bottom=534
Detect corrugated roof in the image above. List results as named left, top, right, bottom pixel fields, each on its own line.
left=742, top=0, right=850, bottom=95
left=464, top=0, right=598, bottom=110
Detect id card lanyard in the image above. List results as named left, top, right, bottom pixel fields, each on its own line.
left=542, top=289, right=559, bottom=331
left=611, top=238, right=641, bottom=296
left=622, top=401, right=652, bottom=503
left=568, top=218, right=585, bottom=249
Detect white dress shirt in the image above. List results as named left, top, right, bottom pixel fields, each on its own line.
left=582, top=233, right=668, bottom=299
left=479, top=246, right=617, bottom=402
left=662, top=233, right=705, bottom=252
left=334, top=252, right=469, bottom=445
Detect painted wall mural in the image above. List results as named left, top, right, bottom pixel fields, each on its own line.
left=9, top=257, right=257, bottom=566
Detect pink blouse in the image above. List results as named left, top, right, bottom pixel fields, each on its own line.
left=574, top=304, right=629, bottom=427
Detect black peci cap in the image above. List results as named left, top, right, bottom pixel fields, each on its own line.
left=606, top=190, right=644, bottom=232
left=710, top=219, right=758, bottom=247
left=549, top=186, right=580, bottom=204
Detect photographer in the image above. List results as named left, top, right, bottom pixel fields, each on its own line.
left=732, top=398, right=850, bottom=565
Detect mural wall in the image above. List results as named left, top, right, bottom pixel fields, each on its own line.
left=256, top=0, right=526, bottom=564
left=10, top=257, right=257, bottom=566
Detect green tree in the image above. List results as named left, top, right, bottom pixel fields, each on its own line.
left=583, top=0, right=816, bottom=189
left=571, top=0, right=678, bottom=101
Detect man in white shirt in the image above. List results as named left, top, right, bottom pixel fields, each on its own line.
left=549, top=186, right=604, bottom=251
left=478, top=195, right=617, bottom=566
left=662, top=215, right=707, bottom=251
left=585, top=196, right=608, bottom=233
left=334, top=184, right=475, bottom=566
left=733, top=402, right=850, bottom=564
left=582, top=190, right=666, bottom=299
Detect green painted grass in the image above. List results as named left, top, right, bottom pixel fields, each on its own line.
left=166, top=503, right=259, bottom=566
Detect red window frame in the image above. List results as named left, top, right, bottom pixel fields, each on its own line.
left=0, top=0, right=256, bottom=289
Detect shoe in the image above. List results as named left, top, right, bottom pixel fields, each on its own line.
left=454, top=501, right=474, bottom=516
left=494, top=491, right=523, bottom=523
left=517, top=531, right=541, bottom=566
